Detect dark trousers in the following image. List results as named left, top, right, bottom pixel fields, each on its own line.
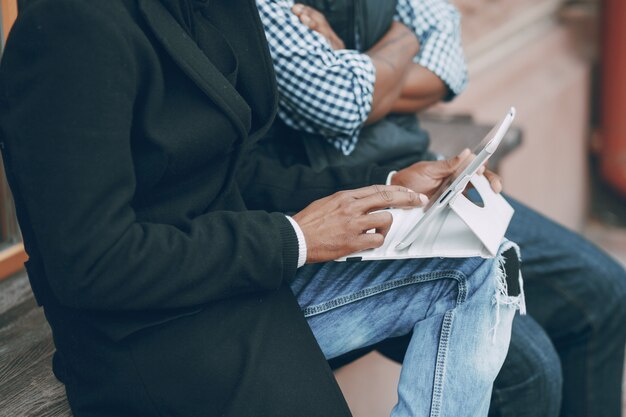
left=330, top=195, right=626, bottom=417
left=490, top=196, right=626, bottom=417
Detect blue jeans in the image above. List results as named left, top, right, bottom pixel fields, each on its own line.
left=336, top=196, right=626, bottom=417
left=291, top=241, right=524, bottom=417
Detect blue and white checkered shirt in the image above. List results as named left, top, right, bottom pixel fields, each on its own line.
left=257, top=0, right=468, bottom=155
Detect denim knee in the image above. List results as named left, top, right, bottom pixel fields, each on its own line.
left=489, top=315, right=563, bottom=417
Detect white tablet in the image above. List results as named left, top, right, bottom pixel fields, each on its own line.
left=395, top=107, right=516, bottom=250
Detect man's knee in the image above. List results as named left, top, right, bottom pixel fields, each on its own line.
left=567, top=249, right=626, bottom=338
left=591, top=254, right=626, bottom=321
left=490, top=315, right=562, bottom=417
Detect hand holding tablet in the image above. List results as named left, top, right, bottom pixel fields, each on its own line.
left=394, top=107, right=516, bottom=250
left=336, top=107, right=517, bottom=262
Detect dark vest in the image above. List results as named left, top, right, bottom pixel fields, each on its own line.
left=300, top=0, right=396, bottom=51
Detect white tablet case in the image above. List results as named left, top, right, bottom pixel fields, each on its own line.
left=338, top=174, right=514, bottom=261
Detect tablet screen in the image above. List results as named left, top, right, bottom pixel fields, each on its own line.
left=424, top=121, right=503, bottom=211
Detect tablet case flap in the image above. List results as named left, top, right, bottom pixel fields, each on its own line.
left=448, top=174, right=514, bottom=257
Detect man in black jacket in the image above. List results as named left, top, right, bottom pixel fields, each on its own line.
left=0, top=1, right=522, bottom=416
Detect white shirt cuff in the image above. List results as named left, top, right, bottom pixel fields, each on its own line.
left=386, top=171, right=398, bottom=186
left=286, top=216, right=307, bottom=268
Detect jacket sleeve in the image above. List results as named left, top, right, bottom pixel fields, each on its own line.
left=0, top=1, right=303, bottom=312
left=236, top=145, right=391, bottom=213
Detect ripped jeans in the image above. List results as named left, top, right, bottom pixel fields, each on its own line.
left=290, top=241, right=525, bottom=417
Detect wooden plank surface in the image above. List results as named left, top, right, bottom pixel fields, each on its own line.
left=0, top=271, right=72, bottom=417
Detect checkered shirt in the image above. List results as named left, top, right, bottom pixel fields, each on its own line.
left=257, top=0, right=468, bottom=155
left=396, top=0, right=468, bottom=99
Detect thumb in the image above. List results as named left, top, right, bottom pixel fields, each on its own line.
left=429, top=148, right=471, bottom=178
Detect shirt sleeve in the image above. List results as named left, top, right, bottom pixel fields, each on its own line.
left=394, top=0, right=468, bottom=99
left=286, top=216, right=307, bottom=268
left=257, top=0, right=376, bottom=155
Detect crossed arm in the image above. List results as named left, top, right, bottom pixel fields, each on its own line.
left=257, top=0, right=467, bottom=144
left=291, top=3, right=448, bottom=119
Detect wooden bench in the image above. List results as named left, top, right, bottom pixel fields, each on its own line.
left=0, top=271, right=71, bottom=417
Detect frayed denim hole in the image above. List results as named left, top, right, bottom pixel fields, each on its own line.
left=502, top=247, right=522, bottom=296
left=492, top=242, right=527, bottom=342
